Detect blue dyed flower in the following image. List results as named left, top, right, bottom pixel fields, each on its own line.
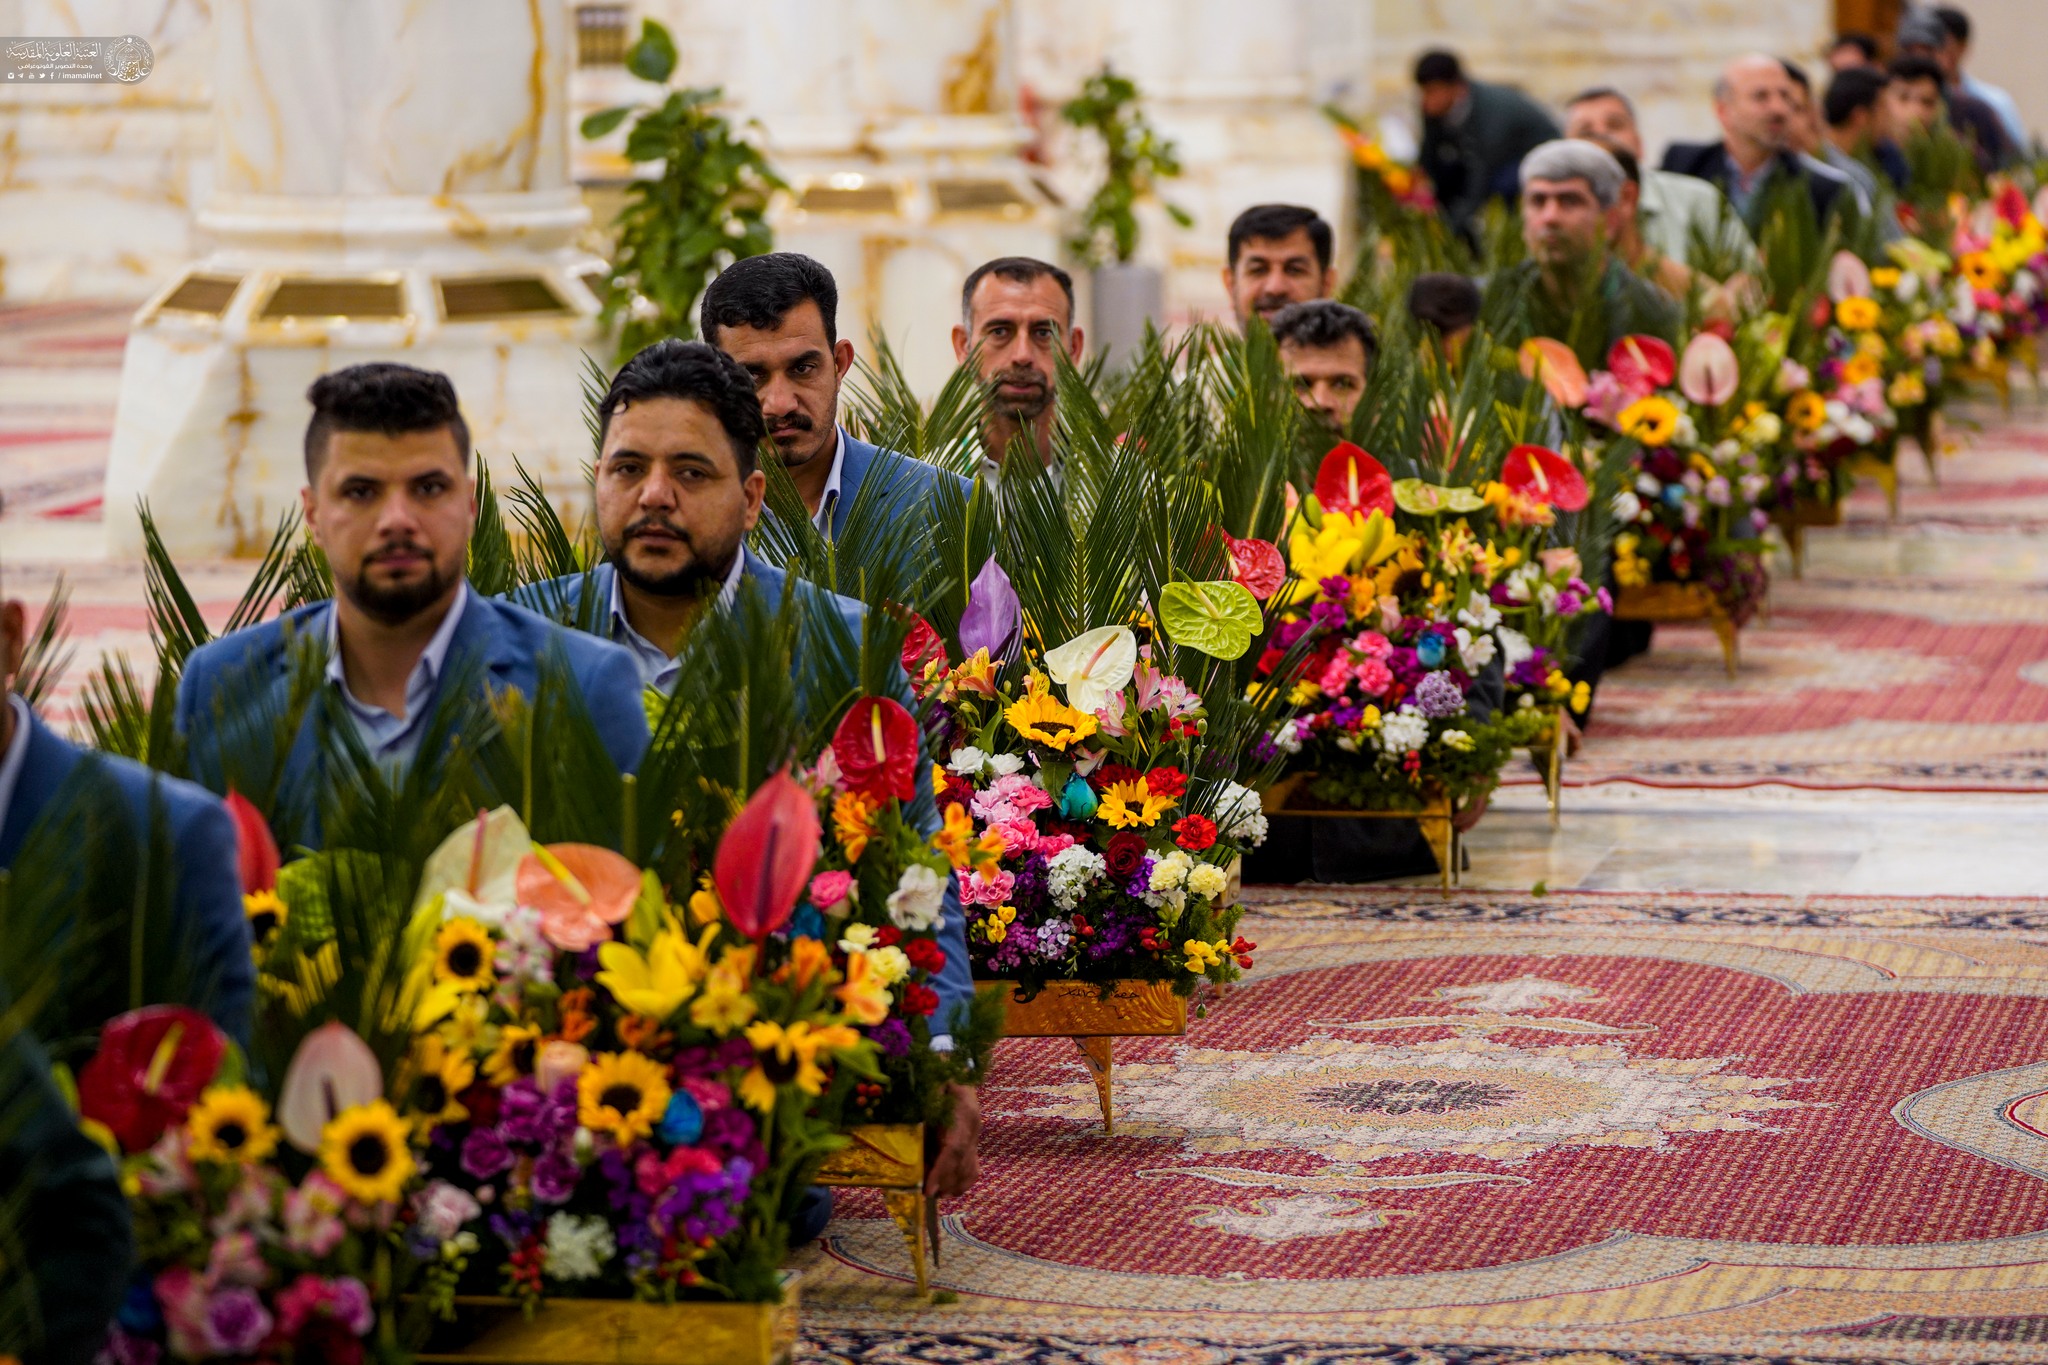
left=1415, top=634, right=1447, bottom=668
left=659, top=1091, right=705, bottom=1146
left=1059, top=774, right=1099, bottom=820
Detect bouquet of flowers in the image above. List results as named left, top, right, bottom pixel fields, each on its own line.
left=1949, top=181, right=2048, bottom=368
left=910, top=559, right=1266, bottom=995
left=1478, top=447, right=1608, bottom=718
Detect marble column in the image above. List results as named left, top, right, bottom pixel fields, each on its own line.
left=102, top=0, right=604, bottom=557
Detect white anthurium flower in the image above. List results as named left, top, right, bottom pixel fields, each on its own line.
left=1044, top=625, right=1137, bottom=715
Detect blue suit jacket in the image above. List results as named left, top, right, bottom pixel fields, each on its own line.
left=829, top=432, right=972, bottom=543
left=0, top=705, right=253, bottom=1043
left=176, top=589, right=651, bottom=813
left=510, top=552, right=977, bottom=1038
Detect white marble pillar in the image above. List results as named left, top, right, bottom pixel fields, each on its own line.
left=102, top=0, right=605, bottom=557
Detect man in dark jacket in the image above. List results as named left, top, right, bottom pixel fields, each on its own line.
left=1415, top=49, right=1562, bottom=242
left=1660, top=53, right=1853, bottom=233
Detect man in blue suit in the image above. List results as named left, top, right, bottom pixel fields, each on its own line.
left=699, top=252, right=970, bottom=551
left=0, top=561, right=253, bottom=1045
left=519, top=339, right=985, bottom=1205
left=177, top=364, right=648, bottom=819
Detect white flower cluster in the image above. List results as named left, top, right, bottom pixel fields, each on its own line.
left=1378, top=704, right=1431, bottom=755
left=1186, top=861, right=1229, bottom=900
left=1212, top=781, right=1268, bottom=848
left=1046, top=846, right=1104, bottom=911
left=946, top=746, right=1024, bottom=780
left=1271, top=718, right=1305, bottom=755
left=544, top=1212, right=615, bottom=1280
left=887, top=864, right=946, bottom=931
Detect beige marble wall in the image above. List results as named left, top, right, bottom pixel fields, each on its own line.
left=0, top=0, right=214, bottom=300
left=1948, top=0, right=2045, bottom=146
left=1370, top=0, right=1832, bottom=166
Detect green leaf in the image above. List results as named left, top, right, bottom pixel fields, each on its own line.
left=579, top=106, right=633, bottom=140
left=1393, top=478, right=1486, bottom=515
left=1158, top=579, right=1262, bottom=660
left=626, top=19, right=678, bottom=84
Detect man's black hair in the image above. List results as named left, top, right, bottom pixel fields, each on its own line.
left=1932, top=7, right=1971, bottom=43
left=597, top=340, right=767, bottom=477
left=1888, top=53, right=1947, bottom=93
left=1831, top=32, right=1881, bottom=64
left=304, top=363, right=470, bottom=478
left=1227, top=204, right=1334, bottom=271
left=1780, top=58, right=1812, bottom=94
left=699, top=252, right=838, bottom=348
left=1609, top=146, right=1642, bottom=186
left=960, top=256, right=1076, bottom=329
left=1413, top=50, right=1464, bottom=86
left=1270, top=300, right=1379, bottom=373
left=1405, top=273, right=1483, bottom=336
left=1825, top=66, right=1891, bottom=127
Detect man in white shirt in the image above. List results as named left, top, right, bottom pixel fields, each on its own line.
left=1564, top=86, right=1757, bottom=272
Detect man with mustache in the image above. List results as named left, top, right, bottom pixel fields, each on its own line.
left=953, top=256, right=1084, bottom=470
left=1660, top=53, right=1852, bottom=234
left=699, top=252, right=967, bottom=548
left=1223, top=204, right=1336, bottom=332
left=178, top=363, right=650, bottom=804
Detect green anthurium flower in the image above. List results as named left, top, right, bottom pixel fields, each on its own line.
left=1393, top=479, right=1487, bottom=516
left=1158, top=580, right=1263, bottom=660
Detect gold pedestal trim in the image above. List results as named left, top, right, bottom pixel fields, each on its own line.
left=994, top=980, right=1189, bottom=1133
left=1260, top=775, right=1459, bottom=891
left=1846, top=451, right=1901, bottom=521
left=415, top=1278, right=798, bottom=1365
left=1524, top=705, right=1567, bottom=830
left=816, top=1124, right=933, bottom=1294
left=1613, top=582, right=1739, bottom=678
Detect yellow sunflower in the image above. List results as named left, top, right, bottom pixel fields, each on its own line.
left=1616, top=396, right=1680, bottom=446
left=433, top=918, right=495, bottom=992
left=1786, top=391, right=1828, bottom=432
left=576, top=1050, right=672, bottom=1145
left=1003, top=678, right=1099, bottom=750
left=484, top=1022, right=543, bottom=1086
left=319, top=1101, right=415, bottom=1205
left=406, top=1036, right=476, bottom=1129
left=243, top=891, right=287, bottom=952
left=1835, top=295, right=1881, bottom=330
left=185, top=1086, right=279, bottom=1165
left=1098, top=779, right=1176, bottom=829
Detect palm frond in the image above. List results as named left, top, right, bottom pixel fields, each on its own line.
left=12, top=579, right=71, bottom=713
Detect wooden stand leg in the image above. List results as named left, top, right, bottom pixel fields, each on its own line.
left=881, top=1190, right=930, bottom=1295
left=1545, top=709, right=1564, bottom=829
left=1787, top=519, right=1806, bottom=580
left=1074, top=1036, right=1115, bottom=1133
left=1709, top=609, right=1739, bottom=678
left=1919, top=412, right=1943, bottom=487
left=1878, top=460, right=1900, bottom=520
left=1420, top=810, right=1454, bottom=892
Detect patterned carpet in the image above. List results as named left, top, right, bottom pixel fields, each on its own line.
left=799, top=888, right=2048, bottom=1364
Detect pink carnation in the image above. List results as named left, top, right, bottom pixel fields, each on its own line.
left=1352, top=657, right=1395, bottom=696
left=993, top=818, right=1043, bottom=854
left=1584, top=370, right=1632, bottom=427
left=972, top=774, right=1054, bottom=825
left=960, top=868, right=1016, bottom=907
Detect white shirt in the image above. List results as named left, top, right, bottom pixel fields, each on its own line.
left=0, top=693, right=32, bottom=842
left=606, top=552, right=746, bottom=694
left=324, top=586, right=470, bottom=766
left=813, top=428, right=847, bottom=533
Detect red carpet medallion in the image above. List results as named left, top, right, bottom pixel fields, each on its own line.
left=798, top=889, right=2048, bottom=1364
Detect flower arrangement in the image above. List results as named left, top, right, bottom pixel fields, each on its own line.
left=908, top=559, right=1264, bottom=996
left=1948, top=181, right=2048, bottom=368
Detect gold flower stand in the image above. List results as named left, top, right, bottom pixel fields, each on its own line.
left=1846, top=452, right=1901, bottom=519
left=1774, top=495, right=1842, bottom=580
left=1522, top=705, right=1567, bottom=829
left=815, top=1123, right=933, bottom=1294
left=1259, top=773, right=1459, bottom=891
left=1613, top=582, right=1738, bottom=678
left=996, top=979, right=1188, bottom=1133
left=415, top=1280, right=798, bottom=1365
left=1957, top=356, right=2013, bottom=411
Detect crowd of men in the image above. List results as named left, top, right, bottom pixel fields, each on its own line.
left=0, top=7, right=2034, bottom=1358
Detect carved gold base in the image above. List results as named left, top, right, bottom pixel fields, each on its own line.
left=995, top=980, right=1189, bottom=1132
left=1846, top=451, right=1901, bottom=520
left=815, top=1124, right=933, bottom=1294
left=1260, top=775, right=1460, bottom=891
left=414, top=1278, right=798, bottom=1365
left=1773, top=495, right=1842, bottom=580
left=1613, top=582, right=1739, bottom=678
left=1523, top=705, right=1567, bottom=829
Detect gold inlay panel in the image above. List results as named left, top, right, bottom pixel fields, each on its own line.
left=932, top=179, right=1031, bottom=216
left=796, top=184, right=901, bottom=215
left=156, top=273, right=242, bottom=317
left=259, top=277, right=407, bottom=321
left=437, top=274, right=573, bottom=322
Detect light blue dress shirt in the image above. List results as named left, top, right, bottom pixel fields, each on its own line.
left=323, top=585, right=471, bottom=766
left=606, top=552, right=745, bottom=693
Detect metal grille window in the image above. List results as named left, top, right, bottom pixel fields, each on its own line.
left=575, top=4, right=630, bottom=67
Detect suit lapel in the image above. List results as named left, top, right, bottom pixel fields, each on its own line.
left=833, top=432, right=877, bottom=540
left=0, top=710, right=83, bottom=870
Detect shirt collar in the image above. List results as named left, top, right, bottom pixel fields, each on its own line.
left=0, top=694, right=32, bottom=842
left=606, top=553, right=748, bottom=693
left=323, top=585, right=470, bottom=713
left=814, top=428, right=847, bottom=532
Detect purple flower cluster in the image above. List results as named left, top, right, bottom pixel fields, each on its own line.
left=1508, top=649, right=1554, bottom=691
left=658, top=1156, right=753, bottom=1244
left=1415, top=670, right=1467, bottom=718
left=868, top=1016, right=913, bottom=1059
left=461, top=1077, right=580, bottom=1190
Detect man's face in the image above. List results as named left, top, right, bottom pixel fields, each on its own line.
left=1785, top=84, right=1823, bottom=155
left=1281, top=337, right=1369, bottom=430
left=1564, top=95, right=1642, bottom=160
left=712, top=299, right=852, bottom=473
left=1225, top=228, right=1333, bottom=329
left=1888, top=76, right=1942, bottom=132
left=596, top=396, right=766, bottom=598
left=1717, top=61, right=1797, bottom=156
left=1936, top=36, right=1962, bottom=81
left=1827, top=42, right=1869, bottom=72
left=1522, top=177, right=1607, bottom=267
left=952, top=273, right=1081, bottom=425
left=302, top=427, right=473, bottom=626
left=1418, top=80, right=1465, bottom=121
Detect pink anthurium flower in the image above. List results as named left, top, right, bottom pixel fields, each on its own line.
left=1827, top=249, right=1873, bottom=302
left=276, top=1020, right=384, bottom=1154
left=1678, top=333, right=1740, bottom=407
left=714, top=769, right=822, bottom=941
left=1517, top=337, right=1589, bottom=408
left=519, top=844, right=641, bottom=952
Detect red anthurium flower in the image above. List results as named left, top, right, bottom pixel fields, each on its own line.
left=832, top=696, right=919, bottom=803
left=1605, top=335, right=1676, bottom=396
left=224, top=790, right=280, bottom=895
left=714, top=768, right=823, bottom=940
left=1225, top=534, right=1287, bottom=599
left=1501, top=445, right=1589, bottom=512
left=1313, top=442, right=1394, bottom=518
left=76, top=1006, right=226, bottom=1154
left=1996, top=181, right=2029, bottom=230
left=899, top=615, right=946, bottom=676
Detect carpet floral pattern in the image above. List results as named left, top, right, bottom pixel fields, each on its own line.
left=798, top=891, right=2048, bottom=1363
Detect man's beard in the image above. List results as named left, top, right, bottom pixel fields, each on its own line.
left=339, top=542, right=457, bottom=625
left=610, top=517, right=741, bottom=598
left=987, top=368, right=1051, bottom=421
left=1253, top=292, right=1295, bottom=320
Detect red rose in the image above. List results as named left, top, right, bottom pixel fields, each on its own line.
left=1255, top=646, right=1285, bottom=676
left=900, top=983, right=939, bottom=1016
left=1145, top=767, right=1188, bottom=798
left=905, top=938, right=946, bottom=974
left=1103, top=832, right=1149, bottom=879
left=1172, top=814, right=1217, bottom=852
left=875, top=925, right=903, bottom=948
left=1090, top=762, right=1144, bottom=793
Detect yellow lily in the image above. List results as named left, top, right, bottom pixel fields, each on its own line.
left=596, top=923, right=715, bottom=1021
